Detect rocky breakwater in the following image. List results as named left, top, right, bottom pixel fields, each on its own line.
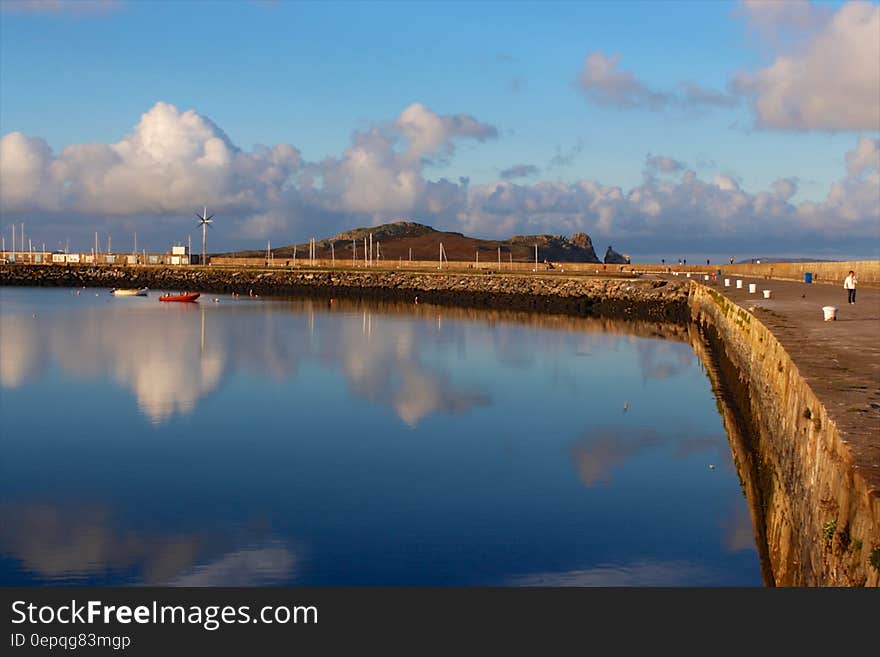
left=1, top=264, right=689, bottom=323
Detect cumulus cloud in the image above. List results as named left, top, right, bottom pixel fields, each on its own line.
left=771, top=177, right=798, bottom=201
left=846, top=136, right=880, bottom=176
left=302, top=102, right=496, bottom=220
left=734, top=2, right=880, bottom=130
left=737, top=0, right=834, bottom=46
left=395, top=102, right=497, bottom=162
left=458, top=135, right=878, bottom=253
left=645, top=154, right=686, bottom=174
left=0, top=102, right=304, bottom=219
left=499, top=164, right=540, bottom=179
left=578, top=52, right=668, bottom=110
left=2, top=100, right=878, bottom=256
left=0, top=100, right=496, bottom=241
left=577, top=51, right=736, bottom=113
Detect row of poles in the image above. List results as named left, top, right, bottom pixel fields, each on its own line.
left=0, top=224, right=194, bottom=263
left=4, top=222, right=545, bottom=271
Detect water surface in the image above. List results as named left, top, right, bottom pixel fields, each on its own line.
left=0, top=286, right=761, bottom=585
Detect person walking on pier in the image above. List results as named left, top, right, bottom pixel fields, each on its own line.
left=844, top=270, right=858, bottom=304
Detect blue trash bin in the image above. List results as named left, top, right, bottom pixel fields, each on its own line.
left=804, top=272, right=813, bottom=284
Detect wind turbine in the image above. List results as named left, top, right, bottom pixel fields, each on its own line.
left=195, top=207, right=214, bottom=265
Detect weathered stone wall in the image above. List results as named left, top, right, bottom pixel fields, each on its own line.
left=0, top=264, right=690, bottom=323
left=672, top=260, right=880, bottom=286
left=689, top=283, right=879, bottom=586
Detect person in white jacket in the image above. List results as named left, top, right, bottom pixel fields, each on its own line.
left=843, top=270, right=858, bottom=304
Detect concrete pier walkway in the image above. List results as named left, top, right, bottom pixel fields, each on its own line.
left=685, top=273, right=880, bottom=492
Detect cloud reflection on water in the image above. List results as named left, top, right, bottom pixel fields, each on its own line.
left=0, top=314, right=47, bottom=387
left=0, top=502, right=297, bottom=586
left=508, top=560, right=724, bottom=586
left=1, top=293, right=695, bottom=427
left=571, top=427, right=726, bottom=487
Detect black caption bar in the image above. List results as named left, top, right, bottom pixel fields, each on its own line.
left=1, top=587, right=874, bottom=654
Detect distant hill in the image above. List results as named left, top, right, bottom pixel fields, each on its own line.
left=224, top=221, right=602, bottom=263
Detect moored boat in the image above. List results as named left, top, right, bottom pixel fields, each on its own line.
left=111, top=288, right=149, bottom=296
left=159, top=292, right=200, bottom=302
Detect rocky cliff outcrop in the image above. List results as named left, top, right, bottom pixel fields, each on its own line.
left=604, top=246, right=630, bottom=264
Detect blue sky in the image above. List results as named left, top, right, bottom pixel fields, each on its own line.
left=1, top=0, right=878, bottom=259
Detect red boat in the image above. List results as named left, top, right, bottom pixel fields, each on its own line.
left=159, top=292, right=200, bottom=302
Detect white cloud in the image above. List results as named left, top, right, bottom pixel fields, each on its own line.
left=0, top=132, right=58, bottom=211
left=2, top=101, right=877, bottom=255
left=735, top=2, right=880, bottom=130
left=771, top=177, right=798, bottom=201
left=645, top=154, right=686, bottom=174
left=577, top=51, right=736, bottom=113
left=738, top=0, right=834, bottom=45
left=394, top=102, right=497, bottom=164
left=578, top=52, right=668, bottom=110
left=0, top=102, right=304, bottom=220
left=457, top=136, right=878, bottom=252
left=846, top=136, right=880, bottom=176
left=310, top=102, right=496, bottom=218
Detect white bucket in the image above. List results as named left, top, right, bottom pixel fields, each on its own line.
left=704, top=275, right=710, bottom=281
left=822, top=306, right=837, bottom=321
left=686, top=273, right=691, bottom=278
left=749, top=283, right=757, bottom=293
left=763, top=290, right=772, bottom=299
left=724, top=278, right=730, bottom=287
left=736, top=279, right=743, bottom=289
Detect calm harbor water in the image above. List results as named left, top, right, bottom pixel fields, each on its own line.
left=0, top=286, right=761, bottom=586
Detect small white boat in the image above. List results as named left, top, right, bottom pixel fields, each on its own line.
left=110, top=288, right=149, bottom=297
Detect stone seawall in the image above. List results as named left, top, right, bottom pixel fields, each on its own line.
left=689, top=283, right=879, bottom=586
left=0, top=264, right=690, bottom=323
